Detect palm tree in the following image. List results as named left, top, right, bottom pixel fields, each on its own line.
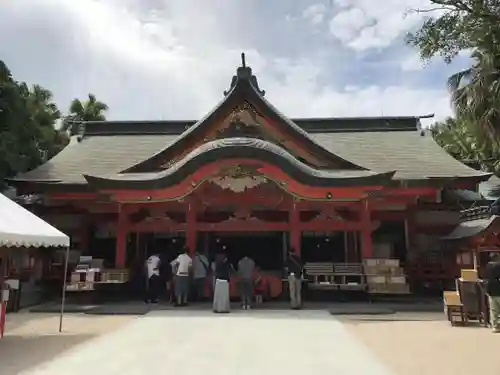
left=62, top=93, right=109, bottom=135
left=24, top=84, right=61, bottom=128
left=19, top=83, right=68, bottom=160
left=431, top=116, right=500, bottom=173
left=447, top=49, right=500, bottom=138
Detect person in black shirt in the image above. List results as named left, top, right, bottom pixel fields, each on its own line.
left=159, top=253, right=173, bottom=303
left=285, top=250, right=303, bottom=309
left=213, top=254, right=231, bottom=313
left=485, top=253, right=500, bottom=333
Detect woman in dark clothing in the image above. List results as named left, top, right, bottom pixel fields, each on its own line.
left=213, top=254, right=231, bottom=313
left=158, top=253, right=173, bottom=303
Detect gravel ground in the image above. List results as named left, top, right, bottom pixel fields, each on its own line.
left=1, top=310, right=498, bottom=375
left=0, top=312, right=136, bottom=375
left=8, top=310, right=394, bottom=375
left=342, top=312, right=500, bottom=375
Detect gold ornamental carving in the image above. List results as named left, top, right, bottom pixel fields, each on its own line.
left=209, top=164, right=267, bottom=193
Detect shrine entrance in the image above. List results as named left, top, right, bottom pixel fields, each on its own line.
left=206, top=232, right=285, bottom=272
left=302, top=232, right=349, bottom=263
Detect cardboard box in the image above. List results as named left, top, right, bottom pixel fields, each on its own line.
left=390, top=276, right=406, bottom=284
left=443, top=291, right=461, bottom=306
left=380, top=259, right=400, bottom=267
left=102, top=269, right=129, bottom=283
left=367, top=276, right=387, bottom=284
left=461, top=269, right=478, bottom=281
left=363, top=259, right=378, bottom=267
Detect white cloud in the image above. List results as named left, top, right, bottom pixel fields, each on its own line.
left=400, top=53, right=425, bottom=71
left=329, top=0, right=435, bottom=51
left=0, top=0, right=452, bottom=127
left=302, top=3, right=327, bottom=25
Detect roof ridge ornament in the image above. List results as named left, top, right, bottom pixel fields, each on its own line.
left=223, top=52, right=266, bottom=97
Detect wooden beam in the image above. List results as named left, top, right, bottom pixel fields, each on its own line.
left=48, top=193, right=98, bottom=200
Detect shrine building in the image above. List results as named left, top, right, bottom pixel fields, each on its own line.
left=8, top=55, right=492, bottom=295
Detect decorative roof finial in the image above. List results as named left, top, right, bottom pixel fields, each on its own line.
left=223, top=53, right=265, bottom=96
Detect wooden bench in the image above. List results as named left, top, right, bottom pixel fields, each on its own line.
left=304, top=263, right=365, bottom=290
left=332, top=263, right=365, bottom=291
left=304, top=263, right=334, bottom=287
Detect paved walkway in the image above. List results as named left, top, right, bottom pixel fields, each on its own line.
left=21, top=310, right=394, bottom=375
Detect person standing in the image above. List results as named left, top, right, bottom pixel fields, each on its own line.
left=192, top=251, right=210, bottom=301
left=171, top=246, right=192, bottom=306
left=238, top=255, right=255, bottom=309
left=213, top=254, right=231, bottom=313
left=145, top=253, right=161, bottom=304
left=253, top=266, right=266, bottom=305
left=285, top=249, right=303, bottom=310
left=485, top=253, right=500, bottom=333
left=209, top=259, right=217, bottom=297
left=159, top=253, right=173, bottom=303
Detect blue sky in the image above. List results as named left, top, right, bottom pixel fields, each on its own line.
left=0, top=0, right=471, bottom=126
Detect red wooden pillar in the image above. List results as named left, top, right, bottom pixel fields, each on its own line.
left=289, top=201, right=301, bottom=255
left=186, top=201, right=197, bottom=255
left=360, top=199, right=372, bottom=259
left=115, top=204, right=128, bottom=269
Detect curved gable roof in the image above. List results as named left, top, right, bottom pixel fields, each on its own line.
left=124, top=58, right=363, bottom=173
left=84, top=137, right=395, bottom=190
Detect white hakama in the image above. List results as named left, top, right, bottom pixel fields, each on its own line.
left=213, top=279, right=230, bottom=313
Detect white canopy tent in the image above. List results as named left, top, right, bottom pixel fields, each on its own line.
left=0, top=193, right=69, bottom=248
left=0, top=193, right=70, bottom=332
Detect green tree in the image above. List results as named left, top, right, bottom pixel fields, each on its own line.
left=0, top=60, right=67, bottom=186
left=62, top=93, right=108, bottom=135
left=431, top=116, right=500, bottom=173
left=407, top=0, right=500, bottom=137
left=446, top=50, right=500, bottom=137
left=21, top=83, right=69, bottom=159
left=406, top=0, right=500, bottom=62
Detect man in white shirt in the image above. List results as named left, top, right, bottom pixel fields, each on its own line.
left=145, top=253, right=161, bottom=304
left=171, top=247, right=192, bottom=306
left=192, top=251, right=210, bottom=301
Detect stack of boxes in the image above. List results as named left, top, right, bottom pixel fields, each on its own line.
left=101, top=269, right=130, bottom=283
left=363, top=258, right=410, bottom=294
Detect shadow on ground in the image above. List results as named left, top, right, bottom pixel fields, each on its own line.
left=140, top=307, right=448, bottom=326
left=340, top=317, right=446, bottom=323
left=0, top=333, right=95, bottom=375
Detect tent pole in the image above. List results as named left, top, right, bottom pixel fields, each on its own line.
left=59, top=246, right=70, bottom=333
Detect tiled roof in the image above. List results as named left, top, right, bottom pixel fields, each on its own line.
left=84, top=137, right=396, bottom=190
left=15, top=135, right=178, bottom=184
left=443, top=215, right=499, bottom=240
left=13, top=128, right=487, bottom=185
left=310, top=131, right=485, bottom=179
left=81, top=116, right=423, bottom=135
